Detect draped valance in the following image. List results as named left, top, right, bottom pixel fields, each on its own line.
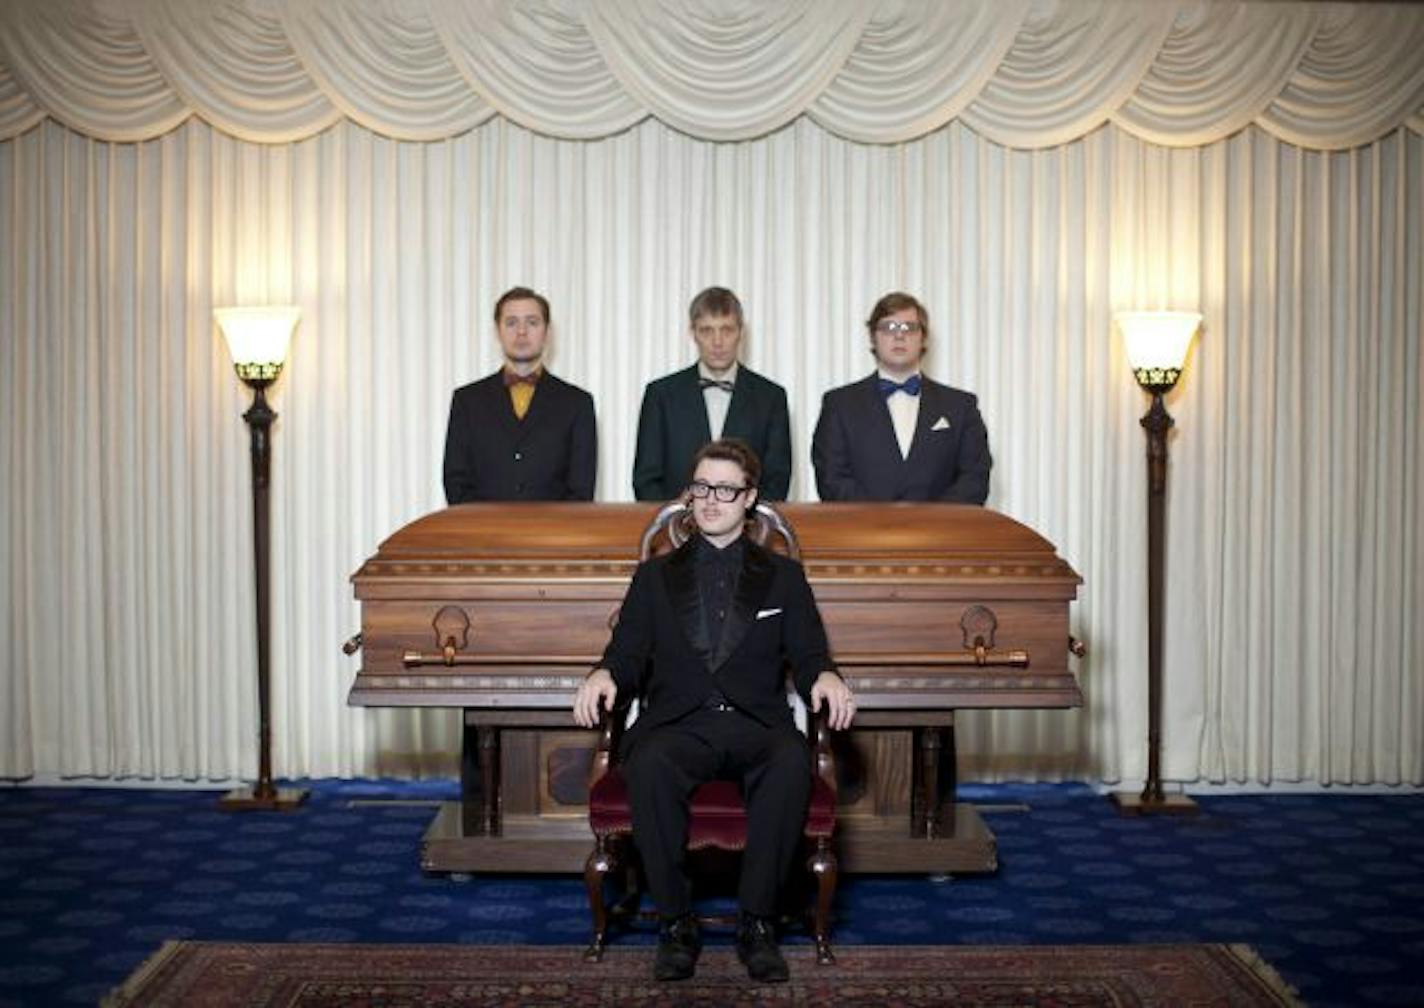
left=1, top=0, right=1422, bottom=148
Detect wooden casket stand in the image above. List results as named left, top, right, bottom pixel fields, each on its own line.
left=348, top=503, right=1082, bottom=875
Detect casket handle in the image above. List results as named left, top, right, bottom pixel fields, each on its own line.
left=401, top=651, right=600, bottom=668
left=836, top=650, right=1029, bottom=668
left=1069, top=635, right=1087, bottom=658
left=342, top=633, right=362, bottom=655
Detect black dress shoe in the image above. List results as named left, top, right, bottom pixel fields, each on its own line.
left=653, top=914, right=701, bottom=981
left=735, top=913, right=789, bottom=983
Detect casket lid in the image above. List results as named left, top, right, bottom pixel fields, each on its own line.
left=354, top=502, right=1079, bottom=587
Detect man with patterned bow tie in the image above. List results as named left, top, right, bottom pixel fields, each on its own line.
left=811, top=291, right=991, bottom=503
left=633, top=287, right=793, bottom=501
left=442, top=286, right=597, bottom=502
left=576, top=438, right=854, bottom=983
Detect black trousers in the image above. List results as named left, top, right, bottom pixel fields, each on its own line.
left=621, top=706, right=812, bottom=919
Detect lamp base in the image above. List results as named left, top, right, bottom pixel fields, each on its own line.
left=1109, top=790, right=1199, bottom=816
left=218, top=785, right=309, bottom=811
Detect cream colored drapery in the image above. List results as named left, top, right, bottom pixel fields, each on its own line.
left=2, top=1, right=1423, bottom=147
left=1, top=1, right=1421, bottom=788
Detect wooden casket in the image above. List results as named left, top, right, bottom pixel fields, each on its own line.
left=349, top=503, right=1082, bottom=874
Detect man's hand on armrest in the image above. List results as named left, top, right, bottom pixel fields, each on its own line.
left=810, top=671, right=856, bottom=732
left=574, top=668, right=618, bottom=728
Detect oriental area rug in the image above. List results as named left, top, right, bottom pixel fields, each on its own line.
left=105, top=941, right=1301, bottom=1007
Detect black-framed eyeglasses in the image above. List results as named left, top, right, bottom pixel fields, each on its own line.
left=875, top=319, right=923, bottom=335
left=687, top=480, right=751, bottom=503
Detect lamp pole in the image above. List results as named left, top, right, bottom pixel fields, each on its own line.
left=1111, top=312, right=1201, bottom=816
left=216, top=308, right=307, bottom=811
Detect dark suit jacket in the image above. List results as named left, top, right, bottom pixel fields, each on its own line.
left=442, top=371, right=596, bottom=503
left=599, top=538, right=836, bottom=751
left=632, top=364, right=792, bottom=501
left=811, top=373, right=991, bottom=503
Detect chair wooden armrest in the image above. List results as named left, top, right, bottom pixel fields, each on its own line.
left=587, top=700, right=631, bottom=792
left=811, top=706, right=837, bottom=793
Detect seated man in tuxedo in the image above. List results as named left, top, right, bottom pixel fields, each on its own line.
left=574, top=439, right=855, bottom=983
left=632, top=287, right=793, bottom=501
left=811, top=291, right=991, bottom=503
left=442, top=286, right=596, bottom=503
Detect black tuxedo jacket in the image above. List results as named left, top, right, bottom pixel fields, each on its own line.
left=632, top=364, right=792, bottom=501
left=442, top=371, right=596, bottom=503
left=599, top=538, right=835, bottom=751
left=811, top=373, right=991, bottom=503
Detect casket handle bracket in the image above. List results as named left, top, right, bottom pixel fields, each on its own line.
left=962, top=605, right=1000, bottom=666
left=434, top=606, right=470, bottom=666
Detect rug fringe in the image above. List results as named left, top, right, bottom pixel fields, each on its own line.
left=101, top=939, right=185, bottom=1008
left=1227, top=942, right=1305, bottom=1006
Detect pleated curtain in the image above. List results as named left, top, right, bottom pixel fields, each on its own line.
left=1, top=0, right=1421, bottom=789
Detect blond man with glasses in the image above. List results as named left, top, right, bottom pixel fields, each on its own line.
left=633, top=287, right=793, bottom=502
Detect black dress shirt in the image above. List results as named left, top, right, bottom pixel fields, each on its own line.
left=695, top=535, right=744, bottom=707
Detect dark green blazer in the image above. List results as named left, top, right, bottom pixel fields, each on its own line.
left=632, top=364, right=792, bottom=501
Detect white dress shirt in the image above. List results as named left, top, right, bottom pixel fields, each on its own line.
left=879, top=368, right=921, bottom=460
left=699, top=362, right=738, bottom=440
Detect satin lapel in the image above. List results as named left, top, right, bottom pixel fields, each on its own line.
left=677, top=367, right=713, bottom=444
left=710, top=540, right=775, bottom=671
left=484, top=373, right=522, bottom=444
left=662, top=540, right=709, bottom=659
left=903, top=377, right=941, bottom=467
left=859, top=374, right=905, bottom=470
left=720, top=369, right=752, bottom=440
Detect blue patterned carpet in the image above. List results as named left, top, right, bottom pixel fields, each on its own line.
left=2, top=781, right=1421, bottom=1007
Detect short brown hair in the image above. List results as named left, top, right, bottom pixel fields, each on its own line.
left=866, top=291, right=929, bottom=342
left=689, top=437, right=761, bottom=490
left=494, top=286, right=550, bottom=326
left=688, top=287, right=744, bottom=328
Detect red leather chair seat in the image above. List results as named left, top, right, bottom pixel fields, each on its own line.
left=589, top=769, right=836, bottom=849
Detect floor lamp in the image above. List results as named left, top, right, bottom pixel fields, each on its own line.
left=1111, top=310, right=1201, bottom=816
left=215, top=306, right=308, bottom=811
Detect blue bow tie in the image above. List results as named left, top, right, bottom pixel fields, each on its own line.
left=878, top=374, right=922, bottom=398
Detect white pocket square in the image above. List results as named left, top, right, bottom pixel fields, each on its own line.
left=755, top=608, right=783, bottom=619
left=931, top=416, right=951, bottom=431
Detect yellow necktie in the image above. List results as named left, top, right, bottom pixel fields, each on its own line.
left=509, top=382, right=535, bottom=420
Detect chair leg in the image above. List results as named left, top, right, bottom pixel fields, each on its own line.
left=808, top=837, right=837, bottom=965
left=583, top=836, right=616, bottom=962
left=610, top=851, right=642, bottom=919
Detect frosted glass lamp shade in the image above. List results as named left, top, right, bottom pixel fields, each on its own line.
left=1116, top=311, right=1200, bottom=392
left=215, top=306, right=300, bottom=385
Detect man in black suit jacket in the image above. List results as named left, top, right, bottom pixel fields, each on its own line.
left=812, top=291, right=991, bottom=503
left=633, top=287, right=792, bottom=501
left=443, top=287, right=596, bottom=502
left=575, top=440, right=854, bottom=984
